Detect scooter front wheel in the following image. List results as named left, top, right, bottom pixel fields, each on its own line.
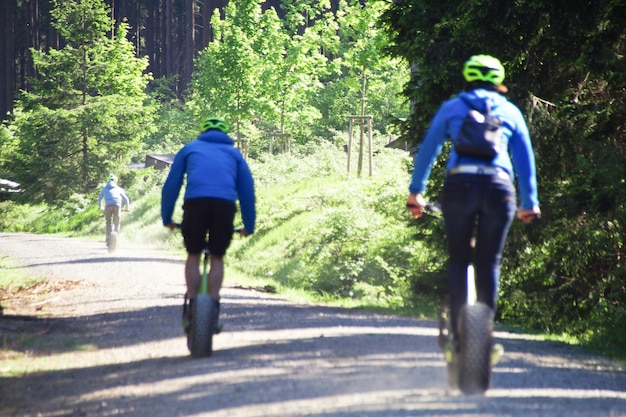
left=107, top=231, right=118, bottom=254
left=188, top=294, right=215, bottom=358
left=457, top=302, right=493, bottom=395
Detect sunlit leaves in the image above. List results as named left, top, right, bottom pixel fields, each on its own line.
left=5, top=0, right=154, bottom=203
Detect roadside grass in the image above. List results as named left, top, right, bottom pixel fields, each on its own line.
left=0, top=254, right=101, bottom=370
left=0, top=256, right=37, bottom=290
left=1, top=334, right=98, bottom=376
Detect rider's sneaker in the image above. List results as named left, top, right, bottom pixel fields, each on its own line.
left=182, top=296, right=193, bottom=334
left=443, top=338, right=458, bottom=364
left=491, top=343, right=504, bottom=365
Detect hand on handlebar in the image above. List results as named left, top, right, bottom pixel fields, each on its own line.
left=406, top=194, right=427, bottom=218
left=407, top=195, right=540, bottom=223
left=237, top=228, right=252, bottom=237
left=516, top=207, right=541, bottom=223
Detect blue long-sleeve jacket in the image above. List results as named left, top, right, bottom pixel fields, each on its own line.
left=409, top=88, right=539, bottom=210
left=98, top=182, right=130, bottom=209
left=161, top=130, right=256, bottom=233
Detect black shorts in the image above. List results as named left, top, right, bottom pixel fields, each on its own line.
left=181, top=198, right=236, bottom=256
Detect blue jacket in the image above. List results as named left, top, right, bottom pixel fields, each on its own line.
left=161, top=130, right=256, bottom=233
left=98, top=182, right=130, bottom=208
left=409, top=88, right=539, bottom=210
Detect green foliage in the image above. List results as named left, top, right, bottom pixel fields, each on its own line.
left=189, top=0, right=409, bottom=145
left=190, top=2, right=265, bottom=140
left=0, top=196, right=99, bottom=234
left=380, top=0, right=626, bottom=146
left=142, top=87, right=197, bottom=155
left=308, top=0, right=410, bottom=137
left=230, top=141, right=440, bottom=312
left=501, top=213, right=625, bottom=353
left=380, top=0, right=626, bottom=356
left=0, top=123, right=18, bottom=176
left=2, top=0, right=154, bottom=204
left=252, top=7, right=328, bottom=140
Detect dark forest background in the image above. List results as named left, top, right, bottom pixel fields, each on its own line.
left=1, top=0, right=344, bottom=121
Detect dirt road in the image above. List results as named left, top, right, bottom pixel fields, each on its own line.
left=0, top=233, right=624, bottom=417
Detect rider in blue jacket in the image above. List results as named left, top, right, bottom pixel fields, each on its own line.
left=161, top=117, right=256, bottom=333
left=406, top=55, right=540, bottom=354
left=98, top=173, right=130, bottom=247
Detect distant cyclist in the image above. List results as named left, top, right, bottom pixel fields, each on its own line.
left=98, top=173, right=130, bottom=247
left=161, top=116, right=256, bottom=333
left=406, top=55, right=540, bottom=354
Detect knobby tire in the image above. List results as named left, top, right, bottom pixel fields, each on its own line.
left=458, top=302, right=493, bottom=395
left=188, top=294, right=215, bottom=358
left=107, top=231, right=118, bottom=254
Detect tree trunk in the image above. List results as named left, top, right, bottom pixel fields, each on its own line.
left=200, top=0, right=212, bottom=47
left=161, top=0, right=174, bottom=77
left=183, top=0, right=194, bottom=90
left=146, top=0, right=160, bottom=78
left=165, top=0, right=174, bottom=78
left=0, top=1, right=14, bottom=121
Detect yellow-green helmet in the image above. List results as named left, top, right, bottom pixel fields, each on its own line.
left=201, top=117, right=229, bottom=134
left=108, top=173, right=117, bottom=182
left=463, top=55, right=505, bottom=85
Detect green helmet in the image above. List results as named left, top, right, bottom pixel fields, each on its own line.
left=463, top=55, right=505, bottom=85
left=108, top=173, right=117, bottom=182
left=201, top=117, right=229, bottom=134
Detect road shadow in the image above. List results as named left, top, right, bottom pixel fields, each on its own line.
left=1, top=288, right=625, bottom=417
left=1, top=289, right=437, bottom=354
left=3, top=255, right=185, bottom=269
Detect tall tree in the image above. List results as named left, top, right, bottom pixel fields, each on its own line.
left=183, top=0, right=195, bottom=89
left=336, top=0, right=392, bottom=117
left=280, top=0, right=332, bottom=33
left=190, top=0, right=265, bottom=140
left=4, top=0, right=154, bottom=204
left=254, top=5, right=331, bottom=142
left=310, top=0, right=409, bottom=136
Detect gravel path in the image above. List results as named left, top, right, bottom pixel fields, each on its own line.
left=0, top=232, right=624, bottom=417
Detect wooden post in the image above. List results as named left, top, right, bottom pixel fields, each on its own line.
left=368, top=119, right=373, bottom=177
left=347, top=115, right=373, bottom=177
left=347, top=121, right=354, bottom=173
left=235, top=139, right=249, bottom=159
left=269, top=133, right=291, bottom=154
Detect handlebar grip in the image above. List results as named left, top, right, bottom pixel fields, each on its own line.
left=406, top=202, right=441, bottom=213
left=521, top=213, right=541, bottom=221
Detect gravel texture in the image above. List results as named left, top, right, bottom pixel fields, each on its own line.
left=0, top=232, right=624, bottom=417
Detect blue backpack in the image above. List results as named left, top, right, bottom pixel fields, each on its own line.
left=454, top=97, right=504, bottom=160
